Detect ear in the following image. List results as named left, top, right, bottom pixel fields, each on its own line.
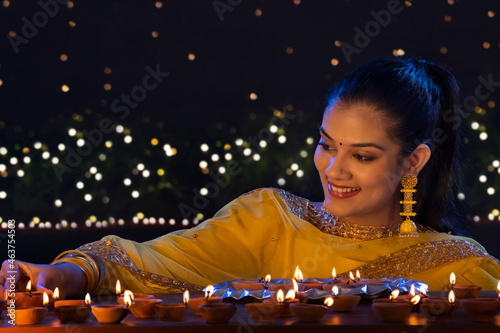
left=403, top=144, right=431, bottom=176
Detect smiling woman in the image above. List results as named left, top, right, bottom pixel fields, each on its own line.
left=2, top=57, right=499, bottom=299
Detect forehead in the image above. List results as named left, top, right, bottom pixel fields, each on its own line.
left=321, top=103, right=393, bottom=144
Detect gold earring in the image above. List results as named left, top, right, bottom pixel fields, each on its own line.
left=399, top=174, right=419, bottom=238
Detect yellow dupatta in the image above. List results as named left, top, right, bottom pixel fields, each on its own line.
left=74, top=188, right=500, bottom=294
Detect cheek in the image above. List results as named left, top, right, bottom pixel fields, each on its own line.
left=313, top=147, right=325, bottom=173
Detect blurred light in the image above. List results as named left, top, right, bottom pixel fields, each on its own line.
left=76, top=182, right=84, bottom=189
left=90, top=166, right=97, bottom=174
left=286, top=47, right=293, bottom=54
left=493, top=160, right=500, bottom=168
left=17, top=170, right=24, bottom=177
left=142, top=170, right=150, bottom=178
left=132, top=191, right=139, bottom=198
left=51, top=157, right=59, bottom=164
left=200, top=188, right=208, bottom=196
left=259, top=140, right=267, bottom=148
left=291, top=163, right=299, bottom=171
left=0, top=191, right=6, bottom=199
left=55, top=199, right=62, bottom=207
left=0, top=164, right=5, bottom=171
left=0, top=147, right=6, bottom=155
left=10, top=157, right=18, bottom=165
left=137, top=163, right=145, bottom=171
left=249, top=92, right=258, bottom=100
left=211, top=154, right=219, bottom=162
left=155, top=1, right=163, bottom=8
left=331, top=58, right=339, bottom=66
left=270, top=125, right=278, bottom=133
left=68, top=128, right=77, bottom=136
left=76, top=139, right=85, bottom=147
left=300, top=150, right=308, bottom=158
left=201, top=144, right=209, bottom=152
left=124, top=135, right=132, bottom=144
left=277, top=178, right=286, bottom=186
left=105, top=141, right=113, bottom=148
left=235, top=139, right=243, bottom=146
left=34, top=142, right=42, bottom=149
left=488, top=213, right=494, bottom=221
left=116, top=125, right=124, bottom=133
left=255, top=9, right=262, bottom=16
left=42, top=152, right=50, bottom=159
left=487, top=187, right=495, bottom=195
left=225, top=153, right=232, bottom=160
left=188, top=53, right=195, bottom=61
left=278, top=135, right=286, bottom=144
left=457, top=193, right=465, bottom=200
left=124, top=178, right=131, bottom=186
left=84, top=194, right=92, bottom=201
left=253, top=154, right=260, bottom=161
left=218, top=166, right=226, bottom=174
left=479, top=132, right=488, bottom=140
left=182, top=219, right=189, bottom=226
left=169, top=219, right=175, bottom=225
left=471, top=122, right=479, bottom=130
left=479, top=175, right=487, bottom=183
left=473, top=215, right=480, bottom=222
left=95, top=173, right=102, bottom=181
left=61, top=85, right=70, bottom=92
left=199, top=161, right=208, bottom=168
left=157, top=169, right=165, bottom=176
left=152, top=31, right=159, bottom=38
left=297, top=170, right=304, bottom=178
left=58, top=143, right=65, bottom=151
left=243, top=148, right=252, bottom=156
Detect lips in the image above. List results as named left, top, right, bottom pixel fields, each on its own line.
left=327, top=183, right=361, bottom=199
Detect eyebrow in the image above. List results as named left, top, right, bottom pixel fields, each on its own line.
left=319, top=127, right=386, bottom=151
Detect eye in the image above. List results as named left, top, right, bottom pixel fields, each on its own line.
left=353, top=154, right=374, bottom=162
left=318, top=143, right=337, bottom=152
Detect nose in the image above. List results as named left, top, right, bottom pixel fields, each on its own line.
left=325, top=155, right=351, bottom=180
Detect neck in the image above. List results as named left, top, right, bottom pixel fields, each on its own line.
left=340, top=201, right=402, bottom=228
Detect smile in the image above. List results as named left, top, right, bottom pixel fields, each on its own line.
left=327, top=183, right=361, bottom=198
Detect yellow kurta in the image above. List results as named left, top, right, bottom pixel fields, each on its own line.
left=75, top=188, right=500, bottom=294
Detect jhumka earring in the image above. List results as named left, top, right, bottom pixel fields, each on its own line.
left=399, top=174, right=419, bottom=238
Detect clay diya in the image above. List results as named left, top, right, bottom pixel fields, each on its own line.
left=461, top=298, right=500, bottom=322
left=155, top=303, right=188, bottom=322
left=11, top=280, right=52, bottom=308
left=302, top=280, right=325, bottom=291
left=372, top=290, right=413, bottom=323
left=14, top=307, right=48, bottom=325
left=420, top=291, right=459, bottom=322
left=155, top=290, right=189, bottom=322
left=449, top=272, right=481, bottom=299
left=245, top=302, right=281, bottom=323
left=328, top=286, right=361, bottom=312
left=199, top=303, right=237, bottom=324
left=117, top=292, right=154, bottom=304
left=187, top=285, right=222, bottom=316
left=130, top=298, right=163, bottom=319
left=55, top=305, right=92, bottom=324
left=290, top=303, right=328, bottom=322
left=264, top=289, right=299, bottom=317
left=54, top=300, right=87, bottom=307
left=92, top=304, right=130, bottom=324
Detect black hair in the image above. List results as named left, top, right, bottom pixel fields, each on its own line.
left=325, top=57, right=467, bottom=235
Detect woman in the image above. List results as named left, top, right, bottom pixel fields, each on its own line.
left=2, top=57, right=499, bottom=299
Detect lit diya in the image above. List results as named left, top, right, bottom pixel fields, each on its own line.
left=55, top=293, right=92, bottom=324
left=155, top=290, right=190, bottom=322
left=14, top=292, right=49, bottom=325
left=328, top=285, right=360, bottom=312
left=372, top=290, right=413, bottom=323
left=420, top=290, right=458, bottom=322
left=13, top=280, right=46, bottom=308
left=449, top=272, right=481, bottom=299
left=264, top=289, right=299, bottom=317
left=187, top=285, right=222, bottom=316
left=92, top=291, right=131, bottom=324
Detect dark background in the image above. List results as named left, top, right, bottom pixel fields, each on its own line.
left=0, top=0, right=500, bottom=263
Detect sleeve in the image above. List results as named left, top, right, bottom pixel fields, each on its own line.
left=74, top=188, right=283, bottom=294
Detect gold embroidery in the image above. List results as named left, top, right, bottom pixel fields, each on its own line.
left=77, top=240, right=204, bottom=293
left=270, top=187, right=436, bottom=241
left=336, top=239, right=500, bottom=278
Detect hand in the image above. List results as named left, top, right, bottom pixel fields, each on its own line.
left=0, top=260, right=85, bottom=299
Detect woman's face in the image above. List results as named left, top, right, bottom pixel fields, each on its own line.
left=314, top=102, right=406, bottom=225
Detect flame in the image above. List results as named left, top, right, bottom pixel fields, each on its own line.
left=324, top=297, right=334, bottom=307
left=410, top=284, right=415, bottom=296
left=450, top=272, right=456, bottom=285
left=54, top=287, right=60, bottom=300
left=496, top=280, right=500, bottom=293
left=411, top=295, right=421, bottom=305
left=356, top=270, right=360, bottom=280
left=26, top=280, right=32, bottom=292
left=124, top=293, right=132, bottom=307
left=293, top=279, right=298, bottom=292
left=43, top=292, right=49, bottom=306
left=265, top=274, right=271, bottom=283
left=124, top=290, right=134, bottom=302
left=332, top=285, right=339, bottom=296
left=293, top=266, right=303, bottom=281
left=332, top=267, right=336, bottom=279
left=349, top=271, right=355, bottom=281
left=277, top=289, right=284, bottom=304
left=285, top=289, right=295, bottom=300
left=389, top=289, right=400, bottom=300
left=85, top=293, right=91, bottom=305
left=205, top=285, right=214, bottom=299
left=116, top=280, right=121, bottom=294
left=183, top=290, right=190, bottom=304
left=448, top=290, right=455, bottom=304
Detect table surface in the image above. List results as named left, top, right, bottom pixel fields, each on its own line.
left=1, top=291, right=500, bottom=332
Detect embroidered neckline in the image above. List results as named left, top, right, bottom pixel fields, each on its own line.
left=271, top=187, right=436, bottom=241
